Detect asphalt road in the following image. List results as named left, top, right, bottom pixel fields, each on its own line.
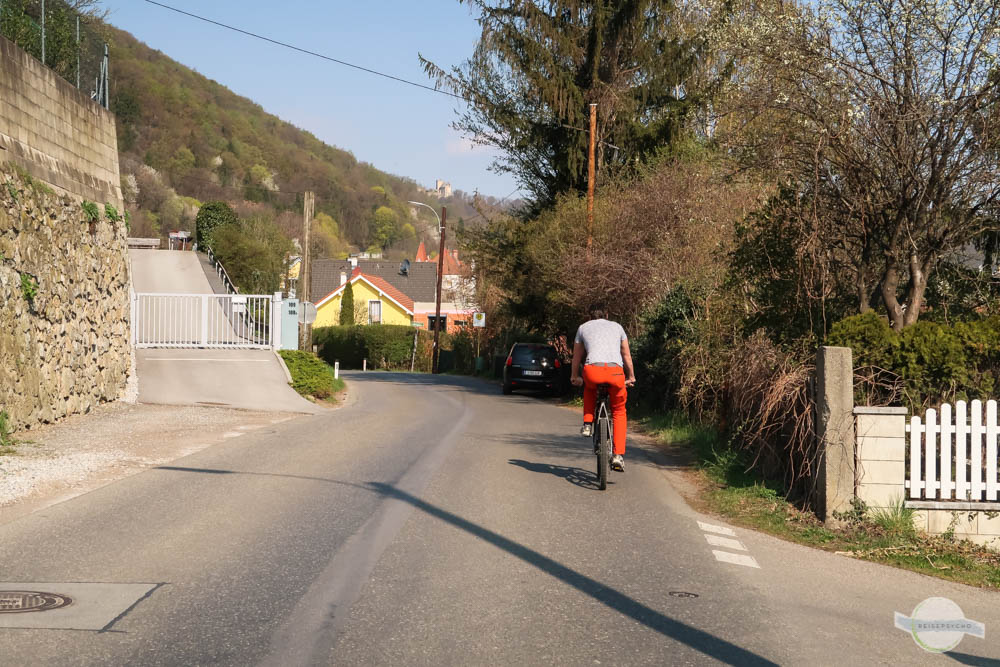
left=1, top=373, right=998, bottom=665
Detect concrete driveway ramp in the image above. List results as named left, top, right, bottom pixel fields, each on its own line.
left=129, top=250, right=320, bottom=415
left=129, top=249, right=216, bottom=294
left=137, top=349, right=322, bottom=414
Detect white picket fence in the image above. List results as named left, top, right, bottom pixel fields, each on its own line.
left=906, top=400, right=1000, bottom=502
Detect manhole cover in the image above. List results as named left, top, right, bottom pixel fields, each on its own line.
left=668, top=591, right=699, bottom=599
left=0, top=591, right=73, bottom=613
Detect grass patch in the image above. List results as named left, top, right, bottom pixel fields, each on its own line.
left=279, top=350, right=346, bottom=403
left=0, top=411, right=17, bottom=455
left=640, top=410, right=1000, bottom=588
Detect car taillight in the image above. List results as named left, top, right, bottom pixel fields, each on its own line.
left=554, top=359, right=561, bottom=368
left=505, top=357, right=513, bottom=366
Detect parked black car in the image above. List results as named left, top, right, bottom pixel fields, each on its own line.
left=502, top=343, right=562, bottom=395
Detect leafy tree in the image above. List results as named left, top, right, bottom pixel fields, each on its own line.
left=370, top=206, right=398, bottom=249
left=722, top=0, right=1000, bottom=330
left=195, top=201, right=237, bottom=249
left=340, top=281, right=355, bottom=325
left=422, top=0, right=720, bottom=209
left=210, top=216, right=292, bottom=294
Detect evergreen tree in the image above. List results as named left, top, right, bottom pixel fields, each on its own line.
left=422, top=1, right=721, bottom=210
left=340, top=281, right=355, bottom=325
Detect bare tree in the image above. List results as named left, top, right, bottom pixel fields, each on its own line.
left=720, top=0, right=1000, bottom=330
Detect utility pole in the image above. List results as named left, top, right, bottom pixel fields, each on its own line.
left=587, top=103, right=596, bottom=251
left=299, top=191, right=314, bottom=352
left=432, top=206, right=447, bottom=374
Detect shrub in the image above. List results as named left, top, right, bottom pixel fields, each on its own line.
left=81, top=200, right=101, bottom=222
left=104, top=203, right=122, bottom=223
left=826, top=312, right=897, bottom=369
left=314, top=325, right=439, bottom=372
left=828, top=313, right=1000, bottom=409
left=195, top=201, right=237, bottom=249
left=278, top=350, right=335, bottom=399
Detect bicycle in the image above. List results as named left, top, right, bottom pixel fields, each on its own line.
left=593, top=384, right=614, bottom=490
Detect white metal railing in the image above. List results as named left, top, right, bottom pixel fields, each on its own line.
left=132, top=293, right=275, bottom=349
left=906, top=400, right=1000, bottom=502
left=205, top=246, right=239, bottom=295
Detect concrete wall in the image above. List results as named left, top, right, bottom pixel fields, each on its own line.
left=0, top=35, right=122, bottom=207
left=854, top=407, right=1000, bottom=549
left=0, top=163, right=131, bottom=430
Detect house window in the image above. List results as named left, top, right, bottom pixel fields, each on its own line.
left=427, top=315, right=447, bottom=332
left=368, top=300, right=382, bottom=324
left=454, top=320, right=468, bottom=328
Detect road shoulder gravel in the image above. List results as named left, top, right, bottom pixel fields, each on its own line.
left=0, top=401, right=302, bottom=526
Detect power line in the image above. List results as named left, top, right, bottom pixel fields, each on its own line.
left=142, top=0, right=467, bottom=101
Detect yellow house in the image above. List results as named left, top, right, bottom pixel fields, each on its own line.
left=314, top=269, right=414, bottom=326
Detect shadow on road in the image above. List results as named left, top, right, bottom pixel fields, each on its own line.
left=368, top=482, right=778, bottom=666
left=947, top=652, right=1000, bottom=666
left=154, top=463, right=775, bottom=663
left=507, top=458, right=601, bottom=490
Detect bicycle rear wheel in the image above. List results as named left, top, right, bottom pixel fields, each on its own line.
left=596, top=415, right=609, bottom=490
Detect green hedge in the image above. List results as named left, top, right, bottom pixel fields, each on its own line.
left=314, top=325, right=453, bottom=372
left=278, top=350, right=338, bottom=399
left=827, top=312, right=1000, bottom=408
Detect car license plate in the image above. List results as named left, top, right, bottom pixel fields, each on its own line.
left=523, top=370, right=543, bottom=376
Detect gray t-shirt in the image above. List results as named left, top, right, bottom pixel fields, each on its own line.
left=575, top=319, right=627, bottom=365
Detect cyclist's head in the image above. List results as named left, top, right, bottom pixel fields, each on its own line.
left=588, top=303, right=606, bottom=320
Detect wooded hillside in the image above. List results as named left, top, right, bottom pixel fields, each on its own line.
left=104, top=24, right=491, bottom=255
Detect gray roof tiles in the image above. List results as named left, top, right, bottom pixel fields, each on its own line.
left=311, top=259, right=439, bottom=303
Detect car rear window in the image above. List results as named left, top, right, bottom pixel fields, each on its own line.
left=512, top=345, right=556, bottom=364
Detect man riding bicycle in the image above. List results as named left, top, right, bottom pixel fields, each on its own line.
left=570, top=304, right=636, bottom=471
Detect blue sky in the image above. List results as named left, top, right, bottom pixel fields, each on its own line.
left=102, top=0, right=519, bottom=199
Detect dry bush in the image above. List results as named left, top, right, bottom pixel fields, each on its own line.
left=556, top=157, right=767, bottom=331
left=719, top=333, right=818, bottom=497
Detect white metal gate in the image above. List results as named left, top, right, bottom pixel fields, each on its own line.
left=132, top=293, right=279, bottom=349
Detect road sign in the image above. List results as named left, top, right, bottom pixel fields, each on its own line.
left=473, top=312, right=486, bottom=328
left=298, top=301, right=317, bottom=325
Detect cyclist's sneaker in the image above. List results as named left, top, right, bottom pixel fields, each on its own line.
left=611, top=454, right=625, bottom=472
left=580, top=422, right=593, bottom=437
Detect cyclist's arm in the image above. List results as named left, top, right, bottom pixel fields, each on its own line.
left=621, top=338, right=636, bottom=386
left=570, top=342, right=585, bottom=386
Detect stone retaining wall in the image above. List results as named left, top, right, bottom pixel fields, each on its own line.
left=0, top=35, right=122, bottom=207
left=0, top=163, right=131, bottom=430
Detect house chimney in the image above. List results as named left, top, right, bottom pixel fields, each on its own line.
left=340, top=271, right=347, bottom=286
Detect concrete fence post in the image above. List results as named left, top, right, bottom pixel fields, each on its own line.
left=816, top=346, right=856, bottom=522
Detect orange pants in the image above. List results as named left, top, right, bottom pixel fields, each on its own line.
left=582, top=364, right=627, bottom=455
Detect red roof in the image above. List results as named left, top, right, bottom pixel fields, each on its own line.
left=415, top=242, right=429, bottom=262
left=314, top=270, right=414, bottom=314
left=361, top=273, right=414, bottom=313
left=442, top=249, right=464, bottom=276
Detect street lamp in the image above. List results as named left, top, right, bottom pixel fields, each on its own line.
left=408, top=201, right=447, bottom=374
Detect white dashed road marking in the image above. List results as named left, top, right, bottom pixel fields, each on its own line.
left=697, top=520, right=760, bottom=569
left=222, top=432, right=245, bottom=439
left=697, top=521, right=736, bottom=537
left=712, top=550, right=761, bottom=568
left=704, top=534, right=747, bottom=551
